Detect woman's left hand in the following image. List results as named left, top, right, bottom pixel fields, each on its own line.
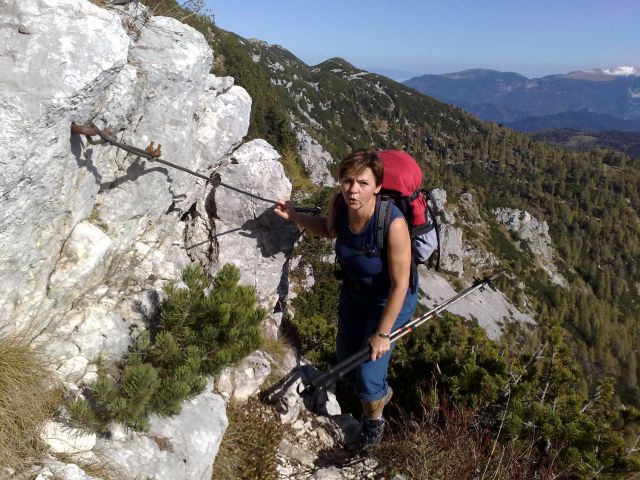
left=368, top=335, right=391, bottom=361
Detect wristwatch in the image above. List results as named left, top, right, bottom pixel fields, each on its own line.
left=376, top=332, right=391, bottom=339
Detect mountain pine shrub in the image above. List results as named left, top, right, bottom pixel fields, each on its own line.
left=288, top=256, right=640, bottom=477
left=69, top=263, right=264, bottom=432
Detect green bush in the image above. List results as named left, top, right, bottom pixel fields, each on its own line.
left=388, top=313, right=639, bottom=477
left=389, top=312, right=509, bottom=412
left=286, top=229, right=340, bottom=371
left=69, top=264, right=264, bottom=432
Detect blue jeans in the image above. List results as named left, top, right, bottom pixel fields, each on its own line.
left=336, top=285, right=419, bottom=402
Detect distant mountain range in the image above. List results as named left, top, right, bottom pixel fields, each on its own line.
left=403, top=68, right=640, bottom=133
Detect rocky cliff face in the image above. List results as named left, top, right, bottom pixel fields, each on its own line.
left=492, top=207, right=567, bottom=286
left=296, top=127, right=336, bottom=186
left=0, top=1, right=297, bottom=478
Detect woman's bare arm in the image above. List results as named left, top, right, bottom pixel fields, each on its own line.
left=274, top=195, right=339, bottom=239
left=368, top=217, right=412, bottom=360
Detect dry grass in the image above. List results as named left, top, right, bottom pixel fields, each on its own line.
left=53, top=454, right=120, bottom=480
left=211, top=398, right=285, bottom=480
left=260, top=335, right=295, bottom=386
left=0, top=331, right=61, bottom=471
left=376, top=398, right=557, bottom=480
left=141, top=0, right=213, bottom=22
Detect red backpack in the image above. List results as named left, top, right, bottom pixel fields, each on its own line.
left=376, top=150, right=440, bottom=270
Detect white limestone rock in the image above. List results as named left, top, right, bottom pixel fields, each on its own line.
left=419, top=269, right=533, bottom=340
left=95, top=13, right=214, bottom=227
left=195, top=82, right=252, bottom=168
left=278, top=439, right=316, bottom=467
left=183, top=195, right=215, bottom=269
left=461, top=192, right=481, bottom=221
left=464, top=245, right=500, bottom=269
left=0, top=0, right=219, bottom=341
left=310, top=467, right=345, bottom=480
left=215, top=350, right=272, bottom=402
left=493, top=208, right=548, bottom=254
left=47, top=221, right=113, bottom=307
left=430, top=188, right=447, bottom=211
left=41, top=420, right=96, bottom=461
left=430, top=187, right=455, bottom=222
left=212, top=139, right=300, bottom=308
left=296, top=128, right=336, bottom=186
left=36, top=288, right=160, bottom=383
left=208, top=75, right=235, bottom=95
left=493, top=207, right=566, bottom=286
left=34, top=458, right=102, bottom=480
left=94, top=382, right=227, bottom=480
left=439, top=225, right=464, bottom=276
left=0, top=0, right=131, bottom=335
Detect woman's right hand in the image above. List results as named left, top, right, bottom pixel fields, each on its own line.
left=274, top=199, right=297, bottom=223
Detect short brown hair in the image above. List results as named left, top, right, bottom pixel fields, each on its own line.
left=337, top=150, right=384, bottom=186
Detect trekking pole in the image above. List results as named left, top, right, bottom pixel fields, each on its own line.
left=70, top=123, right=321, bottom=215
left=298, top=272, right=503, bottom=397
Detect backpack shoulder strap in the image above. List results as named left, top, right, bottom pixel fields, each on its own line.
left=331, top=193, right=346, bottom=235
left=377, top=194, right=420, bottom=290
left=375, top=195, right=394, bottom=251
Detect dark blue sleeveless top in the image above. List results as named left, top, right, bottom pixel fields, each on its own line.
left=335, top=204, right=405, bottom=292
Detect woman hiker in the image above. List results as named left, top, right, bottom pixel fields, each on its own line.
left=274, top=149, right=419, bottom=450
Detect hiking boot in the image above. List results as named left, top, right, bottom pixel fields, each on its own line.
left=350, top=416, right=386, bottom=452
left=349, top=388, right=393, bottom=452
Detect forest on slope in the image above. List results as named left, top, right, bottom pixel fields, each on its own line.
left=530, top=128, right=640, bottom=160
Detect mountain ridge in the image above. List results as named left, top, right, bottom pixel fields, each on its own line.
left=403, top=67, right=640, bottom=132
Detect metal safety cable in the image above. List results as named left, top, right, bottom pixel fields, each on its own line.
left=70, top=123, right=321, bottom=214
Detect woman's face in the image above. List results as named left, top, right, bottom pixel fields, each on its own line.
left=340, top=167, right=381, bottom=211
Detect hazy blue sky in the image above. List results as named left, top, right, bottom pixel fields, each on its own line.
left=205, top=0, right=640, bottom=79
